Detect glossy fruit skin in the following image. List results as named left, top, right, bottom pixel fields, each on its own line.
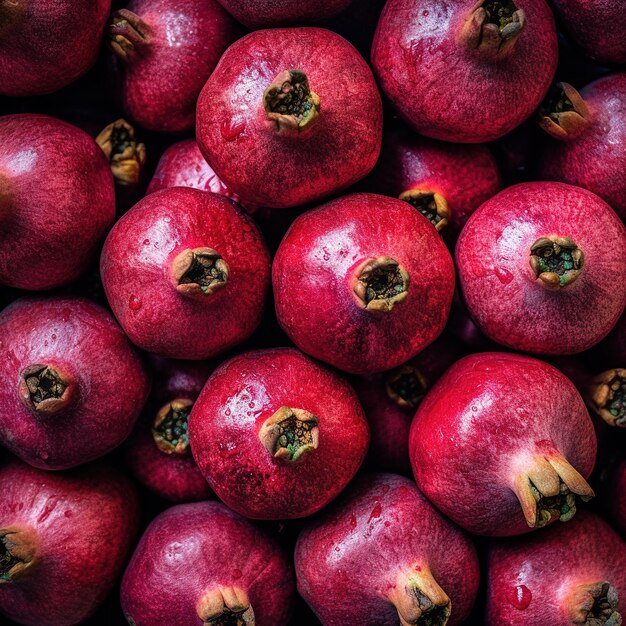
left=409, top=352, right=597, bottom=536
left=0, top=459, right=139, bottom=626
left=0, top=0, right=110, bottom=96
left=100, top=187, right=270, bottom=359
left=486, top=511, right=626, bottom=625
left=539, top=74, right=626, bottom=220
left=0, top=114, right=115, bottom=291
left=0, top=297, right=150, bottom=471
left=196, top=28, right=383, bottom=209
left=295, top=473, right=479, bottom=626
left=371, top=0, right=557, bottom=143
left=273, top=193, right=455, bottom=374
left=189, top=348, right=369, bottom=520
left=121, top=501, right=295, bottom=625
left=457, top=182, right=626, bottom=354
left=608, top=459, right=626, bottom=536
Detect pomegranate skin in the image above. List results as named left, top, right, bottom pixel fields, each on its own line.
left=196, top=28, right=383, bottom=209
left=456, top=182, right=626, bottom=354
left=0, top=297, right=150, bottom=471
left=0, top=114, right=115, bottom=291
left=486, top=512, right=626, bottom=625
left=295, top=473, right=479, bottom=626
left=539, top=74, right=626, bottom=220
left=0, top=460, right=139, bottom=626
left=410, top=352, right=597, bottom=536
left=371, top=0, right=557, bottom=143
left=188, top=348, right=369, bottom=520
left=121, top=501, right=295, bottom=625
left=109, top=0, right=240, bottom=133
left=100, top=187, right=270, bottom=359
left=272, top=193, right=455, bottom=374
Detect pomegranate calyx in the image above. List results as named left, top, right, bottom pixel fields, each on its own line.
left=171, top=247, right=230, bottom=299
left=353, top=256, right=410, bottom=312
left=196, top=586, right=255, bottom=625
left=385, top=365, right=428, bottom=410
left=258, top=406, right=319, bottom=462
left=567, top=581, right=621, bottom=626
left=152, top=399, right=193, bottom=455
left=107, top=9, right=152, bottom=62
left=529, top=236, right=584, bottom=289
left=19, top=364, right=73, bottom=415
left=399, top=190, right=449, bottom=232
left=0, top=528, right=38, bottom=583
left=587, top=369, right=626, bottom=428
left=538, top=82, right=590, bottom=141
left=96, top=119, right=146, bottom=186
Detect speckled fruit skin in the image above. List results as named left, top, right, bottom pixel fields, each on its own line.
left=456, top=182, right=626, bottom=354
left=0, top=459, right=139, bottom=626
left=371, top=0, right=557, bottom=143
left=410, top=352, right=597, bottom=536
left=121, top=501, right=295, bottom=625
left=196, top=28, right=383, bottom=209
left=539, top=74, right=626, bottom=220
left=272, top=193, right=455, bottom=374
left=608, top=459, right=626, bottom=536
left=486, top=512, right=626, bottom=625
left=0, top=114, right=115, bottom=291
left=0, top=0, right=110, bottom=96
left=189, top=348, right=369, bottom=520
left=100, top=187, right=270, bottom=359
left=295, top=473, right=479, bottom=626
left=110, top=0, right=239, bottom=133
left=0, top=297, right=150, bottom=471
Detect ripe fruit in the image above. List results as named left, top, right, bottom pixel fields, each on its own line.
left=189, top=348, right=369, bottom=519
left=273, top=193, right=455, bottom=374
left=410, top=352, right=596, bottom=536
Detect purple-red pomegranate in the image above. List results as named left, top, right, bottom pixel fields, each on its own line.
left=121, top=501, right=295, bottom=625
left=0, top=297, right=150, bottom=470
left=0, top=0, right=110, bottom=96
left=0, top=114, right=115, bottom=291
left=188, top=348, right=369, bottom=519
left=607, top=459, right=626, bottom=536
left=101, top=187, right=270, bottom=359
left=273, top=193, right=455, bottom=374
left=486, top=511, right=626, bottom=625
left=0, top=459, right=139, bottom=626
left=456, top=182, right=626, bottom=354
left=410, top=352, right=597, bottom=536
left=196, top=28, right=383, bottom=208
left=108, top=0, right=240, bottom=133
left=296, top=473, right=479, bottom=626
left=371, top=0, right=557, bottom=143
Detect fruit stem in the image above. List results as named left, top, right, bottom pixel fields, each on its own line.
left=385, top=365, right=428, bottom=410
left=196, top=586, right=255, bottom=625
left=352, top=257, right=410, bottom=312
left=96, top=119, right=146, bottom=186
left=587, top=369, right=626, bottom=428
left=538, top=82, right=590, bottom=141
left=107, top=9, right=152, bottom=62
left=152, top=399, right=194, bottom=455
left=258, top=406, right=319, bottom=462
left=18, top=364, right=73, bottom=415
left=565, top=581, right=621, bottom=625
left=529, top=236, right=584, bottom=289
left=171, top=248, right=230, bottom=299
left=399, top=190, right=449, bottom=232
left=0, top=528, right=38, bottom=584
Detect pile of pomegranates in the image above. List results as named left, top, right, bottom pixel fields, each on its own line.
left=0, top=1, right=624, bottom=625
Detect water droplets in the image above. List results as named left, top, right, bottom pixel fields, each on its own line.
left=129, top=295, right=142, bottom=311
left=509, top=585, right=532, bottom=610
left=220, top=118, right=246, bottom=142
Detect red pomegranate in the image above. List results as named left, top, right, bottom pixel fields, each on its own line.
left=121, top=501, right=295, bottom=625
left=371, top=0, right=557, bottom=143
left=446, top=290, right=499, bottom=351
left=100, top=187, right=270, bottom=359
left=196, top=28, right=383, bottom=208
left=188, top=348, right=369, bottom=519
left=486, top=511, right=626, bottom=625
left=0, top=460, right=139, bottom=626
left=0, top=114, right=115, bottom=291
left=607, top=459, right=626, bottom=536
left=108, top=0, right=240, bottom=133
left=273, top=193, right=455, bottom=374
left=295, top=473, right=480, bottom=626
left=410, top=352, right=597, bottom=536
left=456, top=182, right=626, bottom=355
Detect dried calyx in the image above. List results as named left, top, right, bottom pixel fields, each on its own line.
left=96, top=119, right=146, bottom=186
left=258, top=406, right=319, bottom=462
left=389, top=568, right=451, bottom=626
left=587, top=369, right=626, bottom=428
left=197, top=587, right=255, bottom=626
left=385, top=365, right=428, bottom=410
left=108, top=9, right=152, bottom=61
left=353, top=257, right=410, bottom=312
left=0, top=529, right=37, bottom=583
left=529, top=236, right=584, bottom=289
left=152, top=399, right=193, bottom=454
left=19, top=364, right=71, bottom=414
left=399, top=190, right=449, bottom=232
left=538, top=83, right=590, bottom=141
left=171, top=248, right=229, bottom=299
left=567, top=582, right=621, bottom=626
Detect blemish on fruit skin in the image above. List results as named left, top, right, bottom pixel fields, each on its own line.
left=349, top=514, right=357, bottom=529
left=509, top=584, right=532, bottom=610
left=232, top=568, right=242, bottom=579
left=368, top=502, right=383, bottom=522
left=129, top=295, right=142, bottom=311
left=494, top=266, right=513, bottom=284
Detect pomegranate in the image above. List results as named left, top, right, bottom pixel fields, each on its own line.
left=196, top=27, right=383, bottom=208
left=188, top=348, right=369, bottom=519
left=410, top=352, right=596, bottom=536
left=121, top=500, right=295, bottom=625
left=446, top=290, right=499, bottom=351
left=295, top=473, right=480, bottom=626
left=456, top=182, right=626, bottom=354
left=0, top=296, right=150, bottom=470
left=100, top=187, right=270, bottom=359
left=272, top=193, right=455, bottom=374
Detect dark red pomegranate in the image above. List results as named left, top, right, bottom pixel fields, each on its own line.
left=607, top=459, right=626, bottom=536
left=456, top=182, right=626, bottom=354
left=0, top=114, right=115, bottom=291
left=296, top=473, right=479, bottom=626
left=273, top=193, right=455, bottom=374
left=188, top=348, right=369, bottom=519
left=410, top=352, right=596, bottom=536
left=196, top=28, right=383, bottom=208
left=0, top=297, right=150, bottom=470
left=0, top=459, right=139, bottom=626
left=121, top=501, right=295, bottom=625
left=100, top=187, right=270, bottom=359
left=486, top=511, right=626, bottom=625
left=371, top=0, right=557, bottom=142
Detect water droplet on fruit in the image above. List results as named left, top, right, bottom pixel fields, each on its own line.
left=129, top=295, right=142, bottom=311
left=233, top=569, right=242, bottom=579
left=64, top=510, right=72, bottom=518
left=39, top=451, right=49, bottom=460
left=143, top=239, right=150, bottom=246
left=494, top=267, right=513, bottom=284
left=384, top=521, right=391, bottom=527
left=220, top=118, right=246, bottom=142
left=368, top=502, right=383, bottom=522
left=349, top=514, right=357, bottom=528
left=510, top=585, right=532, bottom=610
left=422, top=9, right=429, bottom=16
